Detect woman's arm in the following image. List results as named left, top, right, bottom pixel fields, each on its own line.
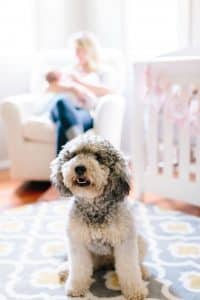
left=71, top=75, right=114, bottom=97
left=46, top=83, right=89, bottom=105
left=46, top=83, right=75, bottom=94
left=47, top=82, right=99, bottom=106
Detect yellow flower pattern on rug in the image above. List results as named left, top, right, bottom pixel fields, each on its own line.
left=160, top=221, right=193, bottom=234
left=0, top=220, right=24, bottom=233
left=0, top=243, right=11, bottom=256
left=0, top=200, right=199, bottom=300
left=31, top=268, right=62, bottom=289
left=169, top=243, right=200, bottom=258
left=180, top=272, right=200, bottom=292
left=41, top=241, right=66, bottom=257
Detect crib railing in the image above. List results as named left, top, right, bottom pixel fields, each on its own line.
left=132, top=58, right=200, bottom=206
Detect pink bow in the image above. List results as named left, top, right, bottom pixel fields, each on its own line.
left=166, top=85, right=189, bottom=126
left=189, top=96, right=200, bottom=135
left=143, top=66, right=169, bottom=112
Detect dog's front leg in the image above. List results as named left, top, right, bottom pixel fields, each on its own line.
left=65, top=237, right=93, bottom=297
left=114, top=236, right=148, bottom=300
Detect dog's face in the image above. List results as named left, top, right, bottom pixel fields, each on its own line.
left=50, top=135, right=130, bottom=201
left=61, top=152, right=110, bottom=199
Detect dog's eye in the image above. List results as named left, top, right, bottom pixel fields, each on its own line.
left=95, top=153, right=103, bottom=163
left=70, top=152, right=77, bottom=159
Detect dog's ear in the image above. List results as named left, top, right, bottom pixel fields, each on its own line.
left=50, top=150, right=73, bottom=197
left=118, top=167, right=131, bottom=197
left=110, top=159, right=131, bottom=200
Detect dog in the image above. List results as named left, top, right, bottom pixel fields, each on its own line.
left=50, top=134, right=148, bottom=300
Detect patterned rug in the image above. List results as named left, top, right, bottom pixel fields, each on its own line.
left=0, top=199, right=199, bottom=300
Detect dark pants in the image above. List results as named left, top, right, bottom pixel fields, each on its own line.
left=50, top=97, right=93, bottom=154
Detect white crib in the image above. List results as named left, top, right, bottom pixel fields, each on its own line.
left=131, top=57, right=200, bottom=207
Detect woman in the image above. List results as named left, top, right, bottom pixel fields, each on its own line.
left=46, top=32, right=114, bottom=154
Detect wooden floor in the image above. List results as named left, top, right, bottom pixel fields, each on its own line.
left=0, top=169, right=200, bottom=216
left=0, top=170, right=52, bottom=210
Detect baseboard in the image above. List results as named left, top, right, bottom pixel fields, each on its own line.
left=0, top=160, right=10, bottom=170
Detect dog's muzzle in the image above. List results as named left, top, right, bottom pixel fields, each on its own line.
left=75, top=165, right=86, bottom=176
left=74, top=165, right=91, bottom=187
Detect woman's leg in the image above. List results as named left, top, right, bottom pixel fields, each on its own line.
left=76, top=108, right=93, bottom=132
left=55, top=121, right=67, bottom=154
left=50, top=98, right=93, bottom=153
left=50, top=98, right=84, bottom=139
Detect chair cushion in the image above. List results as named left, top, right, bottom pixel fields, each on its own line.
left=22, top=116, right=96, bottom=144
left=22, top=115, right=55, bottom=144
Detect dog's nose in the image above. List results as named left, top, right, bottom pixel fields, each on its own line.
left=75, top=165, right=86, bottom=175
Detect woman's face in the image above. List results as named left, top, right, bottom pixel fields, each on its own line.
left=76, top=46, right=88, bottom=66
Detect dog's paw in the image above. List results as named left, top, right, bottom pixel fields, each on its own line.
left=59, top=270, right=68, bottom=283
left=65, top=287, right=86, bottom=297
left=57, top=262, right=69, bottom=283
left=122, top=284, right=148, bottom=300
left=64, top=279, right=90, bottom=297
left=141, top=265, right=150, bottom=281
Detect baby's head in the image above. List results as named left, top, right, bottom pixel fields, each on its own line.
left=46, top=71, right=61, bottom=84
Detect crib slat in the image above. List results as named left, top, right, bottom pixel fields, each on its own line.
left=195, top=120, right=200, bottom=181
left=179, top=120, right=190, bottom=180
left=195, top=138, right=200, bottom=181
left=163, top=105, right=174, bottom=177
left=146, top=106, right=158, bottom=174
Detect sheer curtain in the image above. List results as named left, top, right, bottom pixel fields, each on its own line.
left=0, top=0, right=194, bottom=56
left=0, top=0, right=83, bottom=55
left=0, top=0, right=36, bottom=55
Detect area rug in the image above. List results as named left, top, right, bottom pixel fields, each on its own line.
left=0, top=199, right=199, bottom=300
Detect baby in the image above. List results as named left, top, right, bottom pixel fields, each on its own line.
left=45, top=71, right=63, bottom=92
left=45, top=70, right=96, bottom=109
left=46, top=71, right=61, bottom=81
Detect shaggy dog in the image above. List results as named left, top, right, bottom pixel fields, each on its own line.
left=50, top=134, right=148, bottom=300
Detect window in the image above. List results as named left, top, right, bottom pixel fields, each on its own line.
left=124, top=0, right=184, bottom=59
left=0, top=0, right=36, bottom=55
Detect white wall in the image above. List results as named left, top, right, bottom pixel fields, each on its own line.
left=83, top=0, right=123, bottom=49
left=35, top=0, right=90, bottom=50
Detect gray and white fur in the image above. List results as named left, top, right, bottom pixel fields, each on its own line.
left=50, top=134, right=148, bottom=300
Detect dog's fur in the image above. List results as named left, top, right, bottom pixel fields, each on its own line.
left=50, top=134, right=148, bottom=300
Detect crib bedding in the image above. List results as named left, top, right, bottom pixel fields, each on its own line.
left=0, top=199, right=199, bottom=300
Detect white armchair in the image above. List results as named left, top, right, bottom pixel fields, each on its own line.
left=1, top=48, right=125, bottom=181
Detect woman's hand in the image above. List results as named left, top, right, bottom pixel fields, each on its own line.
left=74, top=89, right=87, bottom=105
left=69, top=72, right=113, bottom=97
left=72, top=85, right=96, bottom=106
left=69, top=73, right=82, bottom=84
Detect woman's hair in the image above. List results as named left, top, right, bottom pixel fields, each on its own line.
left=69, top=32, right=101, bottom=72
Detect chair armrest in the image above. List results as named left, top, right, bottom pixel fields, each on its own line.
left=1, top=93, right=50, bottom=119
left=0, top=98, right=24, bottom=155
left=93, top=94, right=124, bottom=148
left=0, top=93, right=47, bottom=148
